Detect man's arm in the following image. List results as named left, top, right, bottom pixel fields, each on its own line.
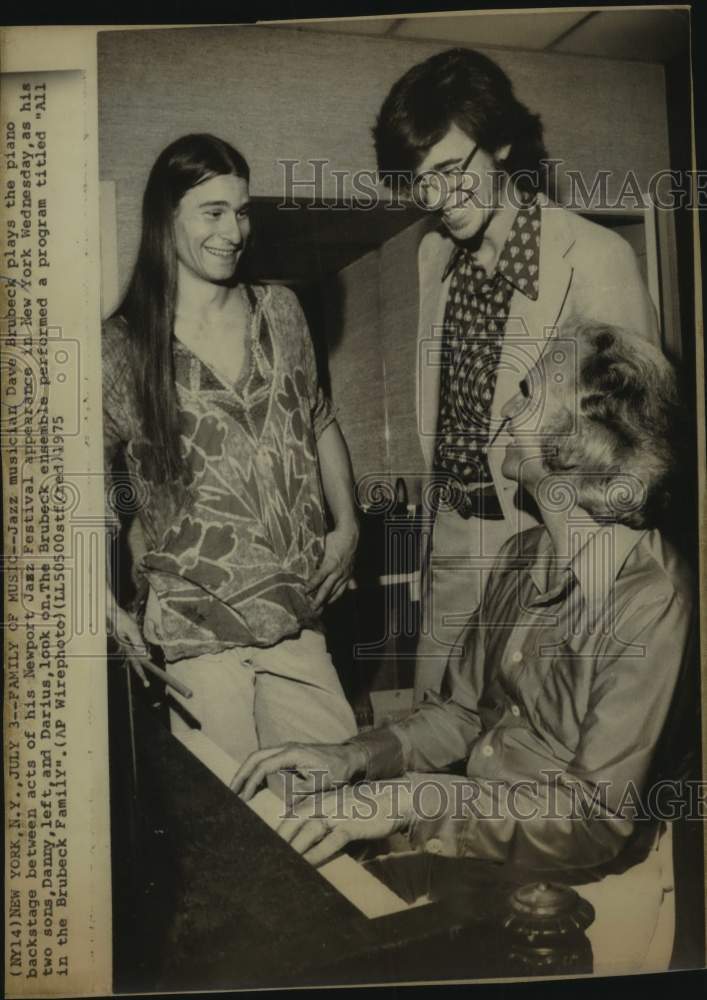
left=404, top=585, right=691, bottom=869
left=235, top=537, right=497, bottom=797
left=308, top=419, right=360, bottom=609
left=349, top=534, right=521, bottom=779
left=347, top=630, right=487, bottom=780
left=265, top=579, right=692, bottom=870
left=232, top=597, right=489, bottom=798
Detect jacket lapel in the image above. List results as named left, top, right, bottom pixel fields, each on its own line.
left=416, top=232, right=454, bottom=470
left=487, top=200, right=576, bottom=525
left=415, top=201, right=577, bottom=507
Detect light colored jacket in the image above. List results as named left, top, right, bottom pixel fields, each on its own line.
left=415, top=197, right=660, bottom=532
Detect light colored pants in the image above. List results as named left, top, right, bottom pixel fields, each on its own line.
left=414, top=509, right=512, bottom=703
left=168, top=628, right=357, bottom=764
left=574, top=824, right=675, bottom=976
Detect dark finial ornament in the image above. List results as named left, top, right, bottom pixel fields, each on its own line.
left=501, top=882, right=595, bottom=976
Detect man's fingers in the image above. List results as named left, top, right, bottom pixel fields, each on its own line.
left=231, top=746, right=290, bottom=798
left=287, top=770, right=328, bottom=797
left=312, top=572, right=339, bottom=610
left=240, top=757, right=293, bottom=801
left=240, top=763, right=274, bottom=801
left=230, top=747, right=272, bottom=795
left=142, top=618, right=163, bottom=644
left=290, top=819, right=330, bottom=856
left=118, top=634, right=148, bottom=657
left=127, top=655, right=150, bottom=688
left=303, top=828, right=351, bottom=867
left=277, top=812, right=315, bottom=844
left=116, top=630, right=150, bottom=687
left=144, top=587, right=164, bottom=642
left=328, top=580, right=349, bottom=605
left=307, top=560, right=332, bottom=593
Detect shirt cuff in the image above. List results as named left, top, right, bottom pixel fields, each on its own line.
left=407, top=773, right=526, bottom=863
left=345, top=726, right=406, bottom=781
left=406, top=772, right=466, bottom=857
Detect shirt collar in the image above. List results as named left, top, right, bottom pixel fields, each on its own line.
left=528, top=523, right=644, bottom=604
left=441, top=197, right=541, bottom=300
left=495, top=198, right=541, bottom=300
left=528, top=529, right=562, bottom=598
left=570, top=523, right=645, bottom=605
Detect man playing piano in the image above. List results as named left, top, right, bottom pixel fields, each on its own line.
left=233, top=321, right=692, bottom=874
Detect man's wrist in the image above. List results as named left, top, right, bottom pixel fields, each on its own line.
left=344, top=727, right=405, bottom=782
left=345, top=741, right=369, bottom=780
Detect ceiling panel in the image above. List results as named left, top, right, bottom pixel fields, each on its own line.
left=270, top=16, right=397, bottom=36
left=552, top=9, right=689, bottom=62
left=267, top=11, right=688, bottom=63
left=373, top=12, right=586, bottom=50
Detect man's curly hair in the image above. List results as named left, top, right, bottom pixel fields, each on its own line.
left=540, top=323, right=680, bottom=529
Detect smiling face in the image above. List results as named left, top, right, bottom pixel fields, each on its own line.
left=414, top=122, right=510, bottom=241
left=500, top=347, right=576, bottom=493
left=173, top=173, right=251, bottom=286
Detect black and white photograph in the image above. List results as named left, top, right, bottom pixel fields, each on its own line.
left=2, top=5, right=705, bottom=996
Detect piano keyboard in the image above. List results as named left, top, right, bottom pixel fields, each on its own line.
left=175, top=729, right=412, bottom=920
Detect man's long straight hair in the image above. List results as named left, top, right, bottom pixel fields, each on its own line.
left=114, top=134, right=250, bottom=485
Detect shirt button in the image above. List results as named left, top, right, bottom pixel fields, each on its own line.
left=425, top=838, right=444, bottom=855
left=482, top=745, right=494, bottom=758
left=510, top=650, right=523, bottom=664
left=510, top=704, right=521, bottom=717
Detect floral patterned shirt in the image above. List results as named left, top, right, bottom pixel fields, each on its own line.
left=102, top=284, right=335, bottom=662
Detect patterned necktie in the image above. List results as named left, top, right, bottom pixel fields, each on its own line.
left=434, top=200, right=542, bottom=517
left=434, top=249, right=512, bottom=506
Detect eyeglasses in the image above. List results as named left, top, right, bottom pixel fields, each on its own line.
left=406, top=142, right=480, bottom=209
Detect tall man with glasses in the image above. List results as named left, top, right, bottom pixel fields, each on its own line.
left=371, top=48, right=661, bottom=701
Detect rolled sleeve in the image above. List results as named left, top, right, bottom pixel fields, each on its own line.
left=391, top=617, right=487, bottom=773
left=406, top=773, right=493, bottom=858
left=346, top=727, right=407, bottom=781
left=346, top=585, right=489, bottom=782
